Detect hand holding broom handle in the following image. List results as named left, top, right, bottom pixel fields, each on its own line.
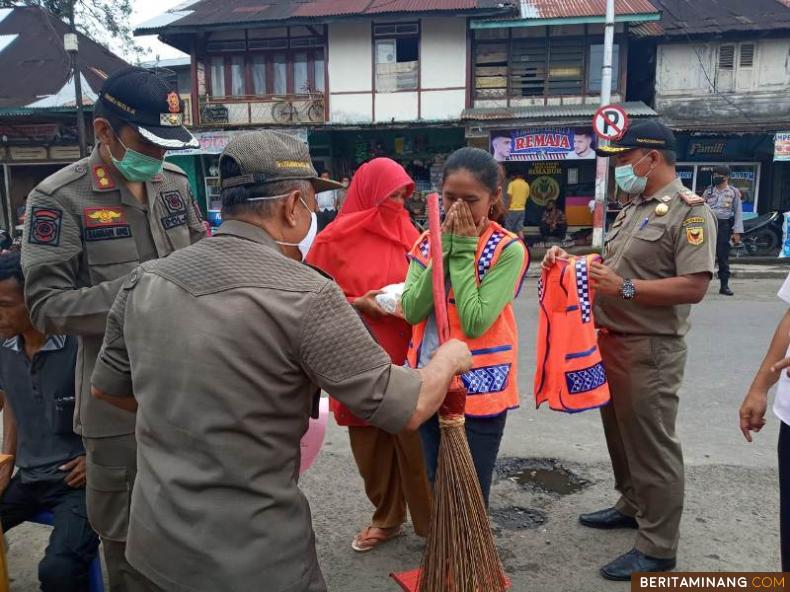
left=426, top=193, right=450, bottom=345
left=414, top=193, right=506, bottom=592
left=426, top=193, right=467, bottom=419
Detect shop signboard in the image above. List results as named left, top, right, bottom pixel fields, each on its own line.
left=775, top=132, right=790, bottom=161
left=525, top=162, right=564, bottom=225
left=173, top=129, right=309, bottom=156
left=490, top=128, right=596, bottom=162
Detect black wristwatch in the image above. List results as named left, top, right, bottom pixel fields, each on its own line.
left=620, top=278, right=636, bottom=301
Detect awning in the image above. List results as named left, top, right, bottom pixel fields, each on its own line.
left=463, top=100, right=656, bottom=125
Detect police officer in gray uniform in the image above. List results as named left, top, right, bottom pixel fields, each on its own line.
left=21, top=67, right=205, bottom=591
left=702, top=165, right=743, bottom=296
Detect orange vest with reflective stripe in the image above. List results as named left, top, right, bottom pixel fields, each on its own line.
left=406, top=222, right=529, bottom=418
left=534, top=254, right=611, bottom=413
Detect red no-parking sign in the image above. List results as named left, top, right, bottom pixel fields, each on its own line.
left=593, top=104, right=629, bottom=142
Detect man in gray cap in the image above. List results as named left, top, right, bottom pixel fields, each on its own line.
left=90, top=130, right=472, bottom=592
left=21, top=66, right=206, bottom=590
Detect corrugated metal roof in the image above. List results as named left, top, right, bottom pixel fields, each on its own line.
left=462, top=101, right=657, bottom=121
left=629, top=21, right=665, bottom=38
left=136, top=0, right=516, bottom=33
left=0, top=6, right=129, bottom=109
left=522, top=0, right=658, bottom=18
left=648, top=0, right=790, bottom=36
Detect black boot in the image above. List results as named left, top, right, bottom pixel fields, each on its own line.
left=579, top=507, right=638, bottom=530
left=600, top=548, right=676, bottom=581
left=720, top=282, right=734, bottom=296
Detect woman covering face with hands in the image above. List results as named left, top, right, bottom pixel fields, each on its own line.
left=400, top=147, right=529, bottom=505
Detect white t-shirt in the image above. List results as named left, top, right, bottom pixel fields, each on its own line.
left=774, top=273, right=790, bottom=425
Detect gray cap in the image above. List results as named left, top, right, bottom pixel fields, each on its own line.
left=220, top=131, right=342, bottom=193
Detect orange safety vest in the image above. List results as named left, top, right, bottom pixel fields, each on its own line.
left=406, top=222, right=529, bottom=418
left=534, top=254, right=611, bottom=413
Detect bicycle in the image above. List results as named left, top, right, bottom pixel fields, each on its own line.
left=271, top=84, right=325, bottom=123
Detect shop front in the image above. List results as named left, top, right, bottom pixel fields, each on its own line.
left=168, top=127, right=309, bottom=232
left=674, top=133, right=775, bottom=214
left=478, top=126, right=599, bottom=231
left=321, top=126, right=466, bottom=225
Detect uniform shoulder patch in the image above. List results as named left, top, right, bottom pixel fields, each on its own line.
left=35, top=160, right=89, bottom=195
left=678, top=189, right=704, bottom=206
left=682, top=216, right=705, bottom=228
left=28, top=207, right=63, bottom=246
left=162, top=161, right=187, bottom=177
left=683, top=214, right=706, bottom=245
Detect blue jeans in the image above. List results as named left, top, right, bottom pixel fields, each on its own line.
left=0, top=475, right=99, bottom=592
left=419, top=412, right=508, bottom=507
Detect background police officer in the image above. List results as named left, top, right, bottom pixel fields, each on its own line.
left=21, top=67, right=206, bottom=591
left=544, top=120, right=716, bottom=581
left=702, top=165, right=744, bottom=296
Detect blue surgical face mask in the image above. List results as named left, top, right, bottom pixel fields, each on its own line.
left=614, top=152, right=654, bottom=195
left=110, top=136, right=164, bottom=182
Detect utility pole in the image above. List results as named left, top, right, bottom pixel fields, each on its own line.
left=592, top=0, right=616, bottom=250
left=65, top=1, right=87, bottom=158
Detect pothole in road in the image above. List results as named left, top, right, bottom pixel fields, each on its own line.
left=496, top=458, right=591, bottom=495
left=491, top=506, right=547, bottom=530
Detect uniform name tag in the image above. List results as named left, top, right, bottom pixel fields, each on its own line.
left=85, top=225, right=132, bottom=242
left=83, top=208, right=132, bottom=242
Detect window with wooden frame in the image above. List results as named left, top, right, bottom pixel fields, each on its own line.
left=473, top=27, right=621, bottom=99
left=716, top=42, right=756, bottom=93
left=373, top=22, right=420, bottom=92
left=204, top=26, right=326, bottom=99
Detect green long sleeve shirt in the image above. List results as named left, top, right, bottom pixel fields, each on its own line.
left=401, top=233, right=526, bottom=340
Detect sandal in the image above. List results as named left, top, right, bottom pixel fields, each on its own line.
left=351, top=525, right=403, bottom=552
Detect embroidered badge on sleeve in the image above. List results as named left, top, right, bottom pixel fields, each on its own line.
left=29, top=207, right=63, bottom=246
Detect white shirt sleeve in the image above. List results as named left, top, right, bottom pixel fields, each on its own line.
left=778, top=273, right=790, bottom=305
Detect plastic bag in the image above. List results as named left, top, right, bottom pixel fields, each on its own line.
left=375, top=282, right=405, bottom=315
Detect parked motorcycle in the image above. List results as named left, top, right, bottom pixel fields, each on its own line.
left=734, top=211, right=783, bottom=257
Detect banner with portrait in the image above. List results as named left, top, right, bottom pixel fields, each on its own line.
left=490, top=128, right=596, bottom=162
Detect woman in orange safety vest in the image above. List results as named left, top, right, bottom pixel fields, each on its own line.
left=401, top=147, right=529, bottom=505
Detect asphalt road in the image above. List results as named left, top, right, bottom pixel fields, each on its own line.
left=5, top=276, right=787, bottom=591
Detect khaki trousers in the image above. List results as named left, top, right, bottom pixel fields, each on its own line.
left=83, top=434, right=149, bottom=592
left=348, top=426, right=433, bottom=536
left=599, top=333, right=687, bottom=559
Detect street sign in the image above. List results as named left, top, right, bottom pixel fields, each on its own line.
left=593, top=104, right=629, bottom=142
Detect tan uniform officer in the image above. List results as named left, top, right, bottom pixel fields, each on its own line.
left=89, top=130, right=472, bottom=592
left=21, top=67, right=205, bottom=590
left=544, top=120, right=716, bottom=581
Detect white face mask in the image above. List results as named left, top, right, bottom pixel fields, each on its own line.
left=275, top=198, right=317, bottom=260
left=247, top=194, right=317, bottom=260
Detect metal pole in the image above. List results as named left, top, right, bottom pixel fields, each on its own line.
left=68, top=4, right=87, bottom=159
left=2, top=164, right=13, bottom=232
left=592, top=0, right=616, bottom=250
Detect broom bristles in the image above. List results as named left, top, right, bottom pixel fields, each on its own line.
left=418, top=416, right=506, bottom=592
